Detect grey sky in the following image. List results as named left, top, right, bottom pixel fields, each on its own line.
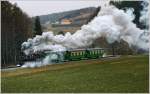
left=9, top=0, right=107, bottom=17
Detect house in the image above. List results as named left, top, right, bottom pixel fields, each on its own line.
left=61, top=19, right=72, bottom=25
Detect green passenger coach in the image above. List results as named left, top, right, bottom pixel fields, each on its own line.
left=63, top=48, right=107, bottom=61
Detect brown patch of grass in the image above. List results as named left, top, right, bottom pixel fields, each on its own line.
left=1, top=59, right=106, bottom=77
left=1, top=55, right=137, bottom=77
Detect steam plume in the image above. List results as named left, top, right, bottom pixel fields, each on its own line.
left=22, top=5, right=149, bottom=54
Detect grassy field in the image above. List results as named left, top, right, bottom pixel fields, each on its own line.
left=1, top=55, right=149, bottom=93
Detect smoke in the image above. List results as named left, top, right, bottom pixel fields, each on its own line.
left=21, top=52, right=64, bottom=68
left=21, top=4, right=149, bottom=68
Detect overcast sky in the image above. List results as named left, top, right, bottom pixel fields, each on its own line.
left=9, top=0, right=107, bottom=17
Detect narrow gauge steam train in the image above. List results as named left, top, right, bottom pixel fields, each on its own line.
left=21, top=48, right=107, bottom=63
left=20, top=6, right=103, bottom=64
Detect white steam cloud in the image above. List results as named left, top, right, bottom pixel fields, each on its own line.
left=21, top=5, right=149, bottom=68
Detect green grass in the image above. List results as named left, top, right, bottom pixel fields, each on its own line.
left=1, top=55, right=149, bottom=93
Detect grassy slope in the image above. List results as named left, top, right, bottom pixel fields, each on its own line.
left=1, top=55, right=149, bottom=93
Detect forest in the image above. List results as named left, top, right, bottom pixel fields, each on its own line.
left=1, top=1, right=33, bottom=67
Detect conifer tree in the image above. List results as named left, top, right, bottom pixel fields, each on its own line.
left=34, top=16, right=42, bottom=35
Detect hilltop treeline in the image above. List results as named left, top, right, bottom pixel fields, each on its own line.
left=1, top=1, right=33, bottom=67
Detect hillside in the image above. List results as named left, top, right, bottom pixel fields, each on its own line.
left=37, top=7, right=97, bottom=24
